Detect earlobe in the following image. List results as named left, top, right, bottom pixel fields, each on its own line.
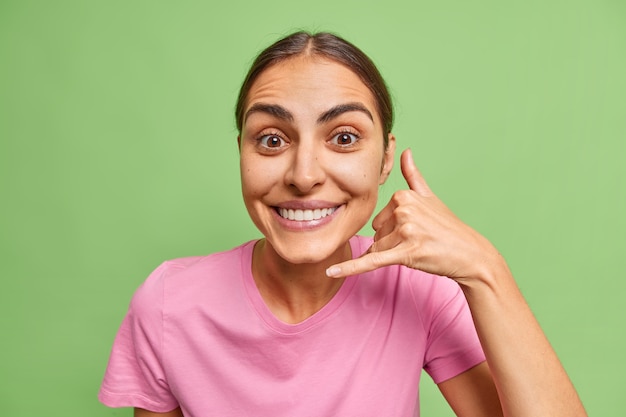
left=379, top=133, right=396, bottom=185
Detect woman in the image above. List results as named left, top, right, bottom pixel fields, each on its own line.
left=99, top=31, right=587, bottom=416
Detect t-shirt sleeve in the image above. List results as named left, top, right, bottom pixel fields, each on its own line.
left=415, top=274, right=486, bottom=384
left=98, top=263, right=179, bottom=412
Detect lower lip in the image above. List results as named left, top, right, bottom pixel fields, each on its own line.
left=272, top=205, right=343, bottom=231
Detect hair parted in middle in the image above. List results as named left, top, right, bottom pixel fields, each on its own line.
left=235, top=31, right=394, bottom=149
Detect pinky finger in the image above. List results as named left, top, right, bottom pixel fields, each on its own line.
left=326, top=249, right=400, bottom=278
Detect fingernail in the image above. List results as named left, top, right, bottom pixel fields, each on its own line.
left=326, top=266, right=341, bottom=278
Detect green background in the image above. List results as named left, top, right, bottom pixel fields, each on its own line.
left=1, top=0, right=624, bottom=415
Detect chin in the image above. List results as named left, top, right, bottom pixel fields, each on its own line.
left=269, top=236, right=349, bottom=266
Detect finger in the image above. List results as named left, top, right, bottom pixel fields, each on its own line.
left=401, top=149, right=433, bottom=197
left=326, top=249, right=400, bottom=278
left=369, top=232, right=404, bottom=256
left=371, top=198, right=397, bottom=231
left=373, top=215, right=397, bottom=243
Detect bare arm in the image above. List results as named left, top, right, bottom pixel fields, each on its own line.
left=458, top=258, right=586, bottom=416
left=327, top=149, right=587, bottom=417
left=135, top=407, right=183, bottom=417
left=438, top=362, right=503, bottom=417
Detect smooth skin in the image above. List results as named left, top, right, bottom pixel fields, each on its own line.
left=240, top=55, right=395, bottom=323
left=135, top=55, right=587, bottom=416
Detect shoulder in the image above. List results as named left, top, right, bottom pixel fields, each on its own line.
left=353, top=235, right=465, bottom=325
left=129, top=241, right=256, bottom=315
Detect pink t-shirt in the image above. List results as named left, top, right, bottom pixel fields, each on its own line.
left=99, top=236, right=485, bottom=416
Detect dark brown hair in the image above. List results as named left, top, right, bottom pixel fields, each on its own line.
left=235, top=31, right=394, bottom=148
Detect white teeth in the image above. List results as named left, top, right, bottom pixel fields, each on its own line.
left=278, top=207, right=337, bottom=221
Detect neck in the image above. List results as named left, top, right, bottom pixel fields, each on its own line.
left=251, top=238, right=351, bottom=324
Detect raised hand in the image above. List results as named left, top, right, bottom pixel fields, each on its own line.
left=326, top=148, right=501, bottom=280
left=326, top=149, right=589, bottom=417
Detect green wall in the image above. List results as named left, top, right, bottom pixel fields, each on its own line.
left=1, top=0, right=624, bottom=415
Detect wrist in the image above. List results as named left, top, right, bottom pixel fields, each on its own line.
left=455, top=245, right=515, bottom=297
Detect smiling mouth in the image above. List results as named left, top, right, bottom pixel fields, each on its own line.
left=277, top=207, right=338, bottom=221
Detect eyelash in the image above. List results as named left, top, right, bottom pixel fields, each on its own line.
left=255, top=130, right=287, bottom=151
left=253, top=127, right=361, bottom=152
left=329, top=128, right=361, bottom=148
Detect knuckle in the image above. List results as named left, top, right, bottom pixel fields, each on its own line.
left=339, top=262, right=357, bottom=276
left=392, top=190, right=411, bottom=204
left=398, top=222, right=419, bottom=238
left=393, top=205, right=413, bottom=218
left=367, top=252, right=385, bottom=268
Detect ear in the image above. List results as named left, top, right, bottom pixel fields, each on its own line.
left=237, top=135, right=241, bottom=150
left=379, top=133, right=396, bottom=185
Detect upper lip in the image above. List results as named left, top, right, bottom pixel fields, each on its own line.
left=274, top=200, right=341, bottom=210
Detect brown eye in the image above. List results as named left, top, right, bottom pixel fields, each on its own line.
left=260, top=134, right=285, bottom=148
left=330, top=132, right=359, bottom=147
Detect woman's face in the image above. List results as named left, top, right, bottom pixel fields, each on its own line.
left=239, top=55, right=395, bottom=265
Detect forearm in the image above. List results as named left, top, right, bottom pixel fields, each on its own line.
left=458, top=257, right=587, bottom=417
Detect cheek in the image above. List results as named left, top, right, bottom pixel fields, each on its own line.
left=240, top=156, right=281, bottom=200
left=241, top=169, right=265, bottom=200
left=332, top=153, right=384, bottom=195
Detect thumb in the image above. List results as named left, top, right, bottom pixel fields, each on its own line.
left=401, top=148, right=433, bottom=197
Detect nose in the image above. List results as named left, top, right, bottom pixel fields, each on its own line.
left=284, top=141, right=326, bottom=193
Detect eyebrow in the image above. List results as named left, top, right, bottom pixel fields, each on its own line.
left=316, top=102, right=374, bottom=125
left=244, top=103, right=294, bottom=124
left=244, top=102, right=374, bottom=125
